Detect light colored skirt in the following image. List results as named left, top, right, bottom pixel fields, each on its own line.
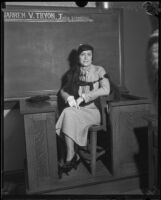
left=56, top=104, right=101, bottom=146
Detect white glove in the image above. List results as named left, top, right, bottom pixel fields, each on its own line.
left=67, top=96, right=77, bottom=108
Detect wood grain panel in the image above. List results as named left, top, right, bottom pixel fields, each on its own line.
left=22, top=105, right=58, bottom=192
left=109, top=102, right=150, bottom=177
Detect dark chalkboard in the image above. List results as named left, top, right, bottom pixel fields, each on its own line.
left=4, top=7, right=124, bottom=100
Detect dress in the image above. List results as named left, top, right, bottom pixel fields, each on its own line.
left=56, top=64, right=110, bottom=146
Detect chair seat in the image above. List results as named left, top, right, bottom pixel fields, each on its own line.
left=89, top=124, right=104, bottom=132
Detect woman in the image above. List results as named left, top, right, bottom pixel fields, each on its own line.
left=147, top=29, right=158, bottom=112
left=56, top=44, right=110, bottom=175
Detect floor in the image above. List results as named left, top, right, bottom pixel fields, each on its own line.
left=2, top=177, right=160, bottom=200
left=1, top=177, right=144, bottom=194
left=2, top=161, right=160, bottom=197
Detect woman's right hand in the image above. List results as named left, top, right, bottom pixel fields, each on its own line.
left=67, top=96, right=78, bottom=108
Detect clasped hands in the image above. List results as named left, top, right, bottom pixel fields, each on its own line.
left=67, top=95, right=84, bottom=109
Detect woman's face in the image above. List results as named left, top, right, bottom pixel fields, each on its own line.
left=79, top=50, right=93, bottom=67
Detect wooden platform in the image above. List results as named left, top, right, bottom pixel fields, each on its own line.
left=26, top=159, right=112, bottom=194
left=3, top=161, right=159, bottom=195
left=24, top=158, right=149, bottom=195
left=19, top=97, right=152, bottom=194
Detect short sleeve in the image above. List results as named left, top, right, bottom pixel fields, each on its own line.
left=97, top=66, right=106, bottom=78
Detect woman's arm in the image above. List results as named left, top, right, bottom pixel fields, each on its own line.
left=82, top=66, right=110, bottom=103
left=60, top=71, right=73, bottom=103
left=60, top=88, right=71, bottom=103
left=61, top=88, right=78, bottom=108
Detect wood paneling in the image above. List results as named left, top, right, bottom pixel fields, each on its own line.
left=109, top=99, right=151, bottom=177
left=20, top=100, right=58, bottom=193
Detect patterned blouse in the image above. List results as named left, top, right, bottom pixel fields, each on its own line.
left=61, top=64, right=110, bottom=105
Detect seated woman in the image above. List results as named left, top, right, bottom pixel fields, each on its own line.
left=56, top=44, right=110, bottom=176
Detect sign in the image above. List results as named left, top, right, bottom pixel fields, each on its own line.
left=3, top=10, right=94, bottom=23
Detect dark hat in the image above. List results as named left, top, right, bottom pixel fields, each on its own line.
left=77, top=44, right=94, bottom=55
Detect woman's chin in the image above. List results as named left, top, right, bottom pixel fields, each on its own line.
left=82, top=63, right=91, bottom=67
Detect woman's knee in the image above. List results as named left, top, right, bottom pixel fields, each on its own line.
left=63, top=107, right=75, bottom=117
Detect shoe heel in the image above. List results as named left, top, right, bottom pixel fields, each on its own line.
left=74, top=159, right=80, bottom=170
left=65, top=171, right=69, bottom=175
left=58, top=166, right=62, bottom=179
left=74, top=165, right=77, bottom=170
left=58, top=172, right=62, bottom=179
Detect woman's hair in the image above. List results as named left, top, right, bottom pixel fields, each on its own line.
left=77, top=44, right=94, bottom=56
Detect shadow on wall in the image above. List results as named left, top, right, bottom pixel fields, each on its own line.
left=133, top=126, right=149, bottom=192
left=123, top=7, right=152, bottom=98
left=4, top=104, right=26, bottom=171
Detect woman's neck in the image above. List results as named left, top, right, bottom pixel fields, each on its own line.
left=80, top=64, right=92, bottom=69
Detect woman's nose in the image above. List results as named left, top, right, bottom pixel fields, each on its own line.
left=84, top=54, right=88, bottom=59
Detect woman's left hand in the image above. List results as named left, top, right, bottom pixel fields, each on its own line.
left=76, top=97, right=84, bottom=108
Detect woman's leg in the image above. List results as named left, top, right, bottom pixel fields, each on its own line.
left=64, top=135, right=75, bottom=161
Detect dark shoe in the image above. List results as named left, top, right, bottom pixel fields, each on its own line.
left=58, top=154, right=80, bottom=178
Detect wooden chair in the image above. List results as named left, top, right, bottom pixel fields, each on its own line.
left=78, top=95, right=113, bottom=176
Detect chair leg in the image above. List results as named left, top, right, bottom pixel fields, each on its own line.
left=90, top=131, right=97, bottom=176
